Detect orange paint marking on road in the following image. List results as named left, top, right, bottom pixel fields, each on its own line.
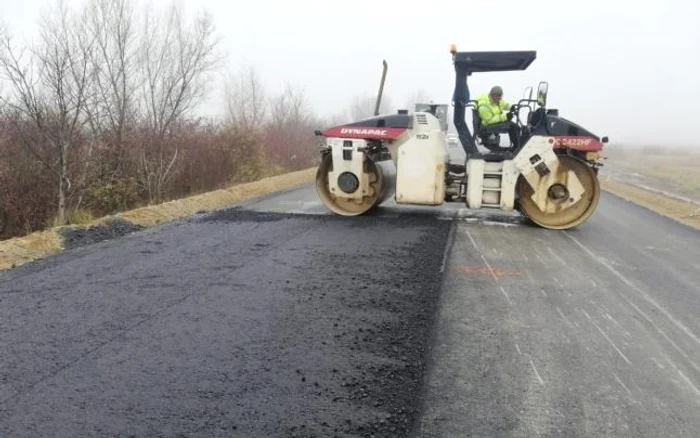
left=451, top=265, right=521, bottom=277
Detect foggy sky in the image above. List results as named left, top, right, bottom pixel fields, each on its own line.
left=1, top=0, right=699, bottom=146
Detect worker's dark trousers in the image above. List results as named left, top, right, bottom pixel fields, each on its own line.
left=482, top=121, right=519, bottom=147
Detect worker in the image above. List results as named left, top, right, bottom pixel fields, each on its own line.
left=476, top=86, right=518, bottom=147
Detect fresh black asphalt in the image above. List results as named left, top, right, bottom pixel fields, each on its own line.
left=1, top=205, right=451, bottom=437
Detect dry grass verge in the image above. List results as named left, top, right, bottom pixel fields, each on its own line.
left=0, top=167, right=317, bottom=271
left=0, top=230, right=64, bottom=272
left=112, top=167, right=316, bottom=227
left=601, top=179, right=700, bottom=231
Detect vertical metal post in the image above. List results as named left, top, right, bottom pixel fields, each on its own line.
left=374, top=60, right=388, bottom=116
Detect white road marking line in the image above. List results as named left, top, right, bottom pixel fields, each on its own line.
left=556, top=307, right=575, bottom=329
left=548, top=246, right=567, bottom=266
left=480, top=254, right=499, bottom=282
left=678, top=370, right=700, bottom=400
left=535, top=253, right=548, bottom=268
left=650, top=357, right=665, bottom=370
left=302, top=201, right=322, bottom=211
left=605, top=312, right=630, bottom=338
left=530, top=360, right=544, bottom=385
left=466, top=231, right=478, bottom=250
left=515, top=344, right=522, bottom=355
left=500, top=286, right=512, bottom=305
left=597, top=325, right=632, bottom=365
left=620, top=293, right=700, bottom=376
left=651, top=352, right=700, bottom=402
left=541, top=289, right=547, bottom=297
left=583, top=309, right=632, bottom=365
left=482, top=220, right=519, bottom=228
left=565, top=233, right=700, bottom=349
left=659, top=349, right=700, bottom=402
left=525, top=270, right=535, bottom=284
left=582, top=309, right=593, bottom=321
left=612, top=372, right=633, bottom=396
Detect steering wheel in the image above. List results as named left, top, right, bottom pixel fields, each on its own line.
left=513, top=100, right=535, bottom=129
left=508, top=105, right=522, bottom=127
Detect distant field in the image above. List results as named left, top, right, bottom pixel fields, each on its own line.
left=599, top=145, right=700, bottom=229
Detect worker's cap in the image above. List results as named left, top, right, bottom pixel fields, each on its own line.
left=489, top=86, right=503, bottom=97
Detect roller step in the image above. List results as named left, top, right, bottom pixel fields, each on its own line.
left=448, top=164, right=466, bottom=174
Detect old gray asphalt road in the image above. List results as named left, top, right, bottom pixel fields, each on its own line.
left=2, top=180, right=700, bottom=437
left=417, top=194, right=700, bottom=437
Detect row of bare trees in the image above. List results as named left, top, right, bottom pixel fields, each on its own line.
left=0, top=0, right=417, bottom=240
left=0, top=0, right=222, bottom=220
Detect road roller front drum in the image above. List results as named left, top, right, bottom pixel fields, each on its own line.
left=516, top=154, right=601, bottom=230
left=315, top=153, right=396, bottom=216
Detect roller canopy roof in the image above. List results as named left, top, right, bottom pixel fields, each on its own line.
left=453, top=51, right=537, bottom=73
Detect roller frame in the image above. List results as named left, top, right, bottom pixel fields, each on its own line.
left=314, top=113, right=601, bottom=230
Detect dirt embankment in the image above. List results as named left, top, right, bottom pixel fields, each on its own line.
left=600, top=148, right=700, bottom=231
left=601, top=180, right=700, bottom=230
left=0, top=168, right=317, bottom=271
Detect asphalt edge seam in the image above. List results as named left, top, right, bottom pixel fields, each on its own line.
left=410, top=213, right=459, bottom=438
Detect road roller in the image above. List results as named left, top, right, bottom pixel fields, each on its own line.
left=314, top=46, right=608, bottom=230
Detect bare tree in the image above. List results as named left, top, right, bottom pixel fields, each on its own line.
left=59, top=0, right=140, bottom=212
left=84, top=0, right=138, bottom=147
left=136, top=1, right=223, bottom=204
left=321, top=111, right=350, bottom=130
left=404, top=88, right=433, bottom=110
left=265, top=83, right=317, bottom=167
left=224, top=65, right=267, bottom=131
left=0, top=1, right=96, bottom=225
left=268, top=83, right=310, bottom=128
left=348, top=92, right=394, bottom=121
